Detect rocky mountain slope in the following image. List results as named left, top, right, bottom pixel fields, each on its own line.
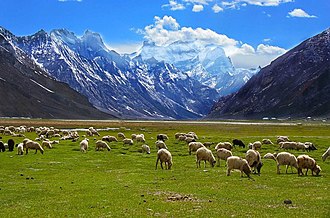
left=0, top=27, right=113, bottom=119
left=208, top=28, right=330, bottom=119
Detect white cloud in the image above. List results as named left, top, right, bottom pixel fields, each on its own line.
left=141, top=16, right=287, bottom=68
left=212, top=4, right=223, bottom=13
left=107, top=42, right=142, bottom=55
left=287, top=8, right=317, bottom=18
left=184, top=0, right=212, bottom=5
left=192, top=4, right=204, bottom=12
left=58, top=0, right=82, bottom=2
left=162, top=0, right=186, bottom=11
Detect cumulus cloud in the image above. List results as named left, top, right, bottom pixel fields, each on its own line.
left=162, top=0, right=186, bottom=11
left=141, top=16, right=287, bottom=68
left=192, top=5, right=204, bottom=12
left=287, top=8, right=317, bottom=18
left=212, top=4, right=224, bottom=13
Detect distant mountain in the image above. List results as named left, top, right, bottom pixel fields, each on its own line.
left=0, top=27, right=113, bottom=119
left=207, top=28, right=330, bottom=119
left=138, top=40, right=258, bottom=96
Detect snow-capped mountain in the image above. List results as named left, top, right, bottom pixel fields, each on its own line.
left=138, top=40, right=258, bottom=95
left=11, top=27, right=218, bottom=119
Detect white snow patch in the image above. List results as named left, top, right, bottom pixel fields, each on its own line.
left=30, top=79, right=54, bottom=93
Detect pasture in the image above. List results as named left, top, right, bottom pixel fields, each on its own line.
left=0, top=119, right=329, bottom=217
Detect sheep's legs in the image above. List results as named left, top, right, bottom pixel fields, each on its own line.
left=305, top=169, right=308, bottom=176
left=155, top=158, right=159, bottom=169
left=227, top=169, right=231, bottom=176
left=277, top=164, right=280, bottom=174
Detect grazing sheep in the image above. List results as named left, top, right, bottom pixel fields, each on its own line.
left=95, top=140, right=111, bottom=151
left=8, top=139, right=15, bottom=152
left=131, top=134, right=137, bottom=140
left=262, top=139, right=273, bottom=145
left=187, top=132, right=198, bottom=140
left=226, top=156, right=251, bottom=178
left=232, top=139, right=245, bottom=148
left=304, top=142, right=317, bottom=151
left=0, top=141, right=5, bottom=152
left=156, top=149, right=172, bottom=170
left=322, top=147, right=330, bottom=161
left=102, top=135, right=118, bottom=142
left=279, top=141, right=297, bottom=150
left=196, top=147, right=216, bottom=168
left=157, top=134, right=169, bottom=141
left=17, top=143, right=24, bottom=155
left=175, top=132, right=185, bottom=139
left=141, top=144, right=150, bottom=154
left=136, top=134, right=145, bottom=143
left=42, top=141, right=53, bottom=149
left=215, top=148, right=232, bottom=167
left=178, top=135, right=187, bottom=141
left=123, top=138, right=134, bottom=146
left=23, top=139, right=44, bottom=154
left=185, top=137, right=196, bottom=144
left=297, top=155, right=321, bottom=176
left=215, top=142, right=233, bottom=151
left=248, top=141, right=262, bottom=150
left=263, top=152, right=298, bottom=174
left=155, top=140, right=168, bottom=150
left=277, top=136, right=290, bottom=144
left=80, top=138, right=89, bottom=153
left=245, top=149, right=263, bottom=175
left=117, top=132, right=126, bottom=140
left=188, top=142, right=205, bottom=155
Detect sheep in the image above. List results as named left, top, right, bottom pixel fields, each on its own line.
left=42, top=141, right=53, bottom=149
left=141, top=144, right=150, bottom=154
left=245, top=149, right=263, bottom=175
left=155, top=140, right=168, bottom=150
left=157, top=133, right=169, bottom=141
left=322, top=147, right=330, bottom=161
left=232, top=139, right=245, bottom=148
left=263, top=152, right=298, bottom=174
left=175, top=132, right=185, bottom=139
left=196, top=147, right=216, bottom=168
left=178, top=135, right=187, bottom=141
left=8, top=139, right=15, bottom=152
left=155, top=148, right=172, bottom=170
left=0, top=141, right=5, bottom=152
left=297, top=155, right=321, bottom=176
left=215, top=148, right=232, bottom=167
left=277, top=136, right=290, bottom=144
left=95, top=140, right=111, bottom=151
left=123, top=138, right=133, bottom=146
left=17, top=143, right=24, bottom=155
left=304, top=142, right=317, bottom=151
left=215, top=142, right=233, bottom=151
left=248, top=141, right=262, bottom=150
left=136, top=134, right=145, bottom=143
left=131, top=134, right=137, bottom=140
left=80, top=138, right=89, bottom=153
left=187, top=132, right=198, bottom=140
left=226, top=156, right=252, bottom=178
left=188, top=142, right=205, bottom=155
left=46, top=130, right=55, bottom=138
left=102, top=135, right=118, bottom=142
left=23, top=139, right=44, bottom=154
left=185, top=137, right=196, bottom=144
left=279, top=141, right=297, bottom=150
left=117, top=132, right=126, bottom=140
left=262, top=139, right=273, bottom=145
left=296, top=142, right=307, bottom=151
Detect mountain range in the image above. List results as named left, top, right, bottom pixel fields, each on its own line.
left=207, top=28, right=330, bottom=119
left=0, top=26, right=256, bottom=119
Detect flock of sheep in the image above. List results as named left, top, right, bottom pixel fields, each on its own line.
left=1, top=125, right=329, bottom=179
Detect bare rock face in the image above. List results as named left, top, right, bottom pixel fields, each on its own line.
left=208, top=28, right=330, bottom=119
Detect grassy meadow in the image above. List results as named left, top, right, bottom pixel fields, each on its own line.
left=0, top=119, right=329, bottom=217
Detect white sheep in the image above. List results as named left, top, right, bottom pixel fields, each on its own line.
left=322, top=147, right=330, bottom=161
left=42, top=141, right=53, bottom=149
left=245, top=149, right=263, bottom=175
left=263, top=152, right=298, bottom=174
left=117, top=132, right=126, bottom=140
left=136, top=134, right=145, bottom=143
left=102, top=135, right=118, bottom=142
left=80, top=138, right=89, bottom=153
left=279, top=141, right=297, bottom=150
left=141, top=144, right=150, bottom=154
left=277, top=136, right=290, bottom=144
left=215, top=148, right=232, bottom=167
left=95, top=140, right=111, bottom=151
left=262, top=139, right=273, bottom=145
left=178, top=135, right=187, bottom=141
left=131, top=134, right=137, bottom=140
left=155, top=140, right=168, bottom=150
left=17, top=143, right=24, bottom=155
left=196, top=147, right=216, bottom=168
left=23, top=139, right=44, bottom=154
left=226, top=156, right=252, bottom=178
left=157, top=133, right=169, bottom=141
left=185, top=137, right=196, bottom=144
left=155, top=148, right=172, bottom=170
left=123, top=138, right=133, bottom=146
left=248, top=141, right=262, bottom=150
left=187, top=131, right=198, bottom=139
left=297, top=155, right=321, bottom=176
left=175, top=132, right=185, bottom=139
left=188, top=142, right=205, bottom=155
left=215, top=142, right=233, bottom=151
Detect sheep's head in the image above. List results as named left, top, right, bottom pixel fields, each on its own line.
left=313, top=165, right=321, bottom=176
left=168, top=161, right=172, bottom=170
left=242, top=163, right=252, bottom=177
left=210, top=159, right=216, bottom=168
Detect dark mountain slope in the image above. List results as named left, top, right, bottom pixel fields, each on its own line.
left=208, top=28, right=330, bottom=119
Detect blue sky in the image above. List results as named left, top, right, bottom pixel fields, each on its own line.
left=0, top=0, right=329, bottom=68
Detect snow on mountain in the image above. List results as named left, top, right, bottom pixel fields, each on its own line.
left=138, top=39, right=257, bottom=95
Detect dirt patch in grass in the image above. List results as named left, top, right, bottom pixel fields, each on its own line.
left=150, top=191, right=200, bottom=202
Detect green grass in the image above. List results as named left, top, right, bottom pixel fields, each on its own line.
left=0, top=120, right=329, bottom=217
